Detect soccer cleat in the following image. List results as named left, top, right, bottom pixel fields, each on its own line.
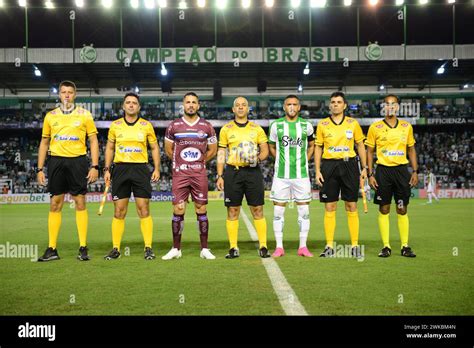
left=200, top=248, right=216, bottom=260
left=297, top=246, right=314, bottom=257
left=225, top=247, right=240, bottom=259
left=272, top=247, right=285, bottom=258
left=351, top=246, right=363, bottom=259
left=161, top=247, right=182, bottom=260
left=144, top=247, right=156, bottom=260
left=319, top=246, right=335, bottom=258
left=259, top=247, right=270, bottom=258
left=38, top=247, right=60, bottom=262
left=104, top=247, right=121, bottom=260
left=401, top=246, right=416, bottom=258
left=77, top=246, right=90, bottom=261
left=378, top=246, right=392, bottom=258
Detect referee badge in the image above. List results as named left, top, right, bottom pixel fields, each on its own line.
left=345, top=129, right=353, bottom=139
left=137, top=132, right=145, bottom=141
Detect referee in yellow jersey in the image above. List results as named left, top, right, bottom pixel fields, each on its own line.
left=366, top=94, right=418, bottom=258
left=103, top=93, right=160, bottom=260
left=314, top=92, right=367, bottom=258
left=216, top=97, right=270, bottom=259
left=37, top=80, right=99, bottom=262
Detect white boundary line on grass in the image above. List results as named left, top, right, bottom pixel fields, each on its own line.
left=240, top=208, right=308, bottom=316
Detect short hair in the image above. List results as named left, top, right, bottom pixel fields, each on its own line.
left=384, top=94, right=400, bottom=104
left=183, top=92, right=199, bottom=101
left=284, top=95, right=300, bottom=103
left=330, top=91, right=347, bottom=104
left=59, top=80, right=77, bottom=91
left=123, top=92, right=140, bottom=104
left=233, top=96, right=248, bottom=107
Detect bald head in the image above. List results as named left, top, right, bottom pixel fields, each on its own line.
left=232, top=96, right=250, bottom=121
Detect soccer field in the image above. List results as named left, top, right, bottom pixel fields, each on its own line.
left=0, top=199, right=472, bottom=316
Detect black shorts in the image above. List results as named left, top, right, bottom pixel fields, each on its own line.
left=47, top=155, right=88, bottom=196
left=111, top=163, right=152, bottom=200
left=374, top=164, right=411, bottom=207
left=319, top=158, right=359, bottom=203
left=224, top=165, right=265, bottom=207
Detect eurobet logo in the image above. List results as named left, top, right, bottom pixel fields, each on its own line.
left=0, top=194, right=49, bottom=204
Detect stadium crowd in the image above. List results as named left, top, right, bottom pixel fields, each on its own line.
left=1, top=130, right=471, bottom=194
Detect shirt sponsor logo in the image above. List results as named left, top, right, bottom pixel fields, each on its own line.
left=53, top=135, right=80, bottom=141
left=118, top=145, right=143, bottom=153
left=328, top=146, right=350, bottom=153
left=381, top=149, right=405, bottom=156
left=281, top=136, right=303, bottom=147
left=180, top=147, right=201, bottom=162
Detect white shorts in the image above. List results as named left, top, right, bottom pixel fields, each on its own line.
left=270, top=177, right=312, bottom=203
left=427, top=184, right=434, bottom=193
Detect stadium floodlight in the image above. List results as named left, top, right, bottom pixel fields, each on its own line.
left=297, top=83, right=303, bottom=93
left=45, top=0, right=55, bottom=9
left=130, top=0, right=139, bottom=8
left=448, top=0, right=455, bottom=3
left=344, top=0, right=352, bottom=7
left=462, top=83, right=469, bottom=89
left=144, top=0, right=155, bottom=9
left=291, top=0, right=301, bottom=8
left=101, top=0, right=113, bottom=8
left=158, top=0, right=167, bottom=8
left=265, top=0, right=274, bottom=7
left=419, top=0, right=428, bottom=4
left=0, top=0, right=4, bottom=7
left=310, top=0, right=327, bottom=7
left=369, top=0, right=379, bottom=6
left=197, top=0, right=206, bottom=8
left=75, top=0, right=84, bottom=7
left=19, top=0, right=27, bottom=7
left=395, top=0, right=404, bottom=5
left=51, top=87, right=58, bottom=94
left=134, top=86, right=140, bottom=93
left=161, top=63, right=168, bottom=76
left=242, top=0, right=251, bottom=9
left=378, top=84, right=385, bottom=91
left=33, top=66, right=42, bottom=77
left=216, top=0, right=227, bottom=9
left=179, top=0, right=188, bottom=9
left=437, top=63, right=446, bottom=75
left=303, top=63, right=310, bottom=75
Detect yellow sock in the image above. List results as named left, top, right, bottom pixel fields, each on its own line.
left=112, top=217, right=125, bottom=250
left=140, top=216, right=153, bottom=249
left=48, top=211, right=62, bottom=249
left=254, top=218, right=267, bottom=248
left=398, top=214, right=409, bottom=249
left=347, top=211, right=359, bottom=247
left=378, top=212, right=390, bottom=248
left=324, top=211, right=336, bottom=248
left=226, top=219, right=239, bottom=249
left=76, top=209, right=88, bottom=247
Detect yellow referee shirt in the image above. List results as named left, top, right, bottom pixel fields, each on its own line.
left=108, top=118, right=157, bottom=163
left=365, top=119, right=415, bottom=166
left=42, top=106, right=98, bottom=157
left=218, top=120, right=268, bottom=167
left=315, top=116, right=365, bottom=160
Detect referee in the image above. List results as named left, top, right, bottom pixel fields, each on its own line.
left=314, top=92, right=367, bottom=258
left=216, top=96, right=270, bottom=259
left=37, top=80, right=99, bottom=262
left=103, top=93, right=160, bottom=260
left=366, top=94, right=418, bottom=258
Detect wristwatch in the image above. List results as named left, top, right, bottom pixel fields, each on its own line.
left=36, top=167, right=43, bottom=173
left=216, top=175, right=223, bottom=179
left=90, top=165, right=99, bottom=170
left=413, top=169, right=419, bottom=174
left=103, top=167, right=110, bottom=173
left=368, top=171, right=375, bottom=177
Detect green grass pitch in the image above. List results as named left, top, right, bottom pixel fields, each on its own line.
left=0, top=199, right=472, bottom=315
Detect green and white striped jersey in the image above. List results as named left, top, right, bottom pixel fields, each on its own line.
left=269, top=117, right=315, bottom=179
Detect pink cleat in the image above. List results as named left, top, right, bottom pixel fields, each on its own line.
left=298, top=247, right=314, bottom=257
left=272, top=247, right=285, bottom=257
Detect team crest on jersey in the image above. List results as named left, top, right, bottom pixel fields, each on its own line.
left=345, top=130, right=353, bottom=139
left=137, top=132, right=145, bottom=141
left=197, top=130, right=207, bottom=138
left=249, top=131, right=257, bottom=139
